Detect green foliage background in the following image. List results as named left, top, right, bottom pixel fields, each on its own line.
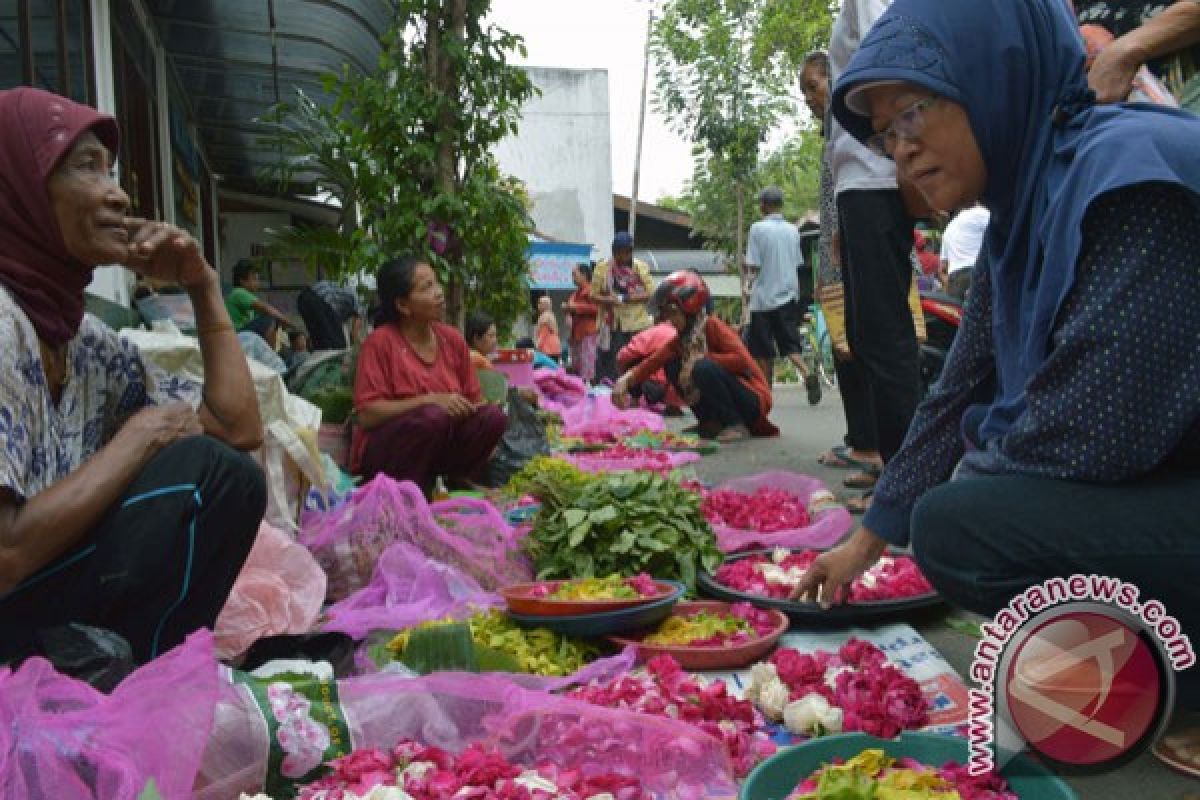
left=258, top=0, right=537, bottom=334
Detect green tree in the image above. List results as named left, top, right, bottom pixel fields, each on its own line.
left=259, top=0, right=536, bottom=332
left=670, top=130, right=824, bottom=253
left=754, top=0, right=838, bottom=74
left=651, top=0, right=795, bottom=316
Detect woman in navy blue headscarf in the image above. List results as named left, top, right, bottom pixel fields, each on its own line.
left=795, top=0, right=1200, bottom=705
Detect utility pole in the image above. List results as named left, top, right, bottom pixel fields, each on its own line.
left=629, top=8, right=654, bottom=238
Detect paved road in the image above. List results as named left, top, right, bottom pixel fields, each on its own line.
left=675, top=384, right=1199, bottom=800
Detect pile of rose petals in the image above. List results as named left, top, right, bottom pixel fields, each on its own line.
left=714, top=549, right=933, bottom=602
left=568, top=655, right=776, bottom=777
left=702, top=487, right=811, bottom=532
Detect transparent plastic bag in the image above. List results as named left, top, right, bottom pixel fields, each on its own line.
left=0, top=631, right=218, bottom=800
left=560, top=393, right=665, bottom=439
left=195, top=667, right=738, bottom=800
left=214, top=522, right=327, bottom=660
left=708, top=470, right=853, bottom=552
left=300, top=476, right=531, bottom=602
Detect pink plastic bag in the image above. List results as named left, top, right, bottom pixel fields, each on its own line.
left=0, top=631, right=218, bottom=800
left=429, top=496, right=533, bottom=588
left=322, top=541, right=502, bottom=640
left=708, top=470, right=853, bottom=552
left=195, top=668, right=738, bottom=800
left=214, top=522, right=327, bottom=660
left=560, top=393, right=665, bottom=439
left=300, top=476, right=531, bottom=601
left=532, top=367, right=589, bottom=413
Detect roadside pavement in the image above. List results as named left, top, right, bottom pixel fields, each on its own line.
left=676, top=384, right=1198, bottom=800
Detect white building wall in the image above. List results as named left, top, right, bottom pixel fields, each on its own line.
left=494, top=67, right=615, bottom=260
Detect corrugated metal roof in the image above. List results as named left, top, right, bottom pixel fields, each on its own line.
left=148, top=0, right=390, bottom=190
left=635, top=248, right=729, bottom=275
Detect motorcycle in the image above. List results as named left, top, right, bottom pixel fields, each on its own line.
left=919, top=289, right=963, bottom=395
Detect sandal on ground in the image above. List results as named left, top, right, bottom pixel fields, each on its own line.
left=818, top=445, right=881, bottom=471
left=1154, top=725, right=1200, bottom=779
left=716, top=424, right=752, bottom=443
left=845, top=490, right=874, bottom=515
left=844, top=465, right=881, bottom=490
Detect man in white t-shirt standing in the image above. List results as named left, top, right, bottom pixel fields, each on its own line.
left=828, top=0, right=921, bottom=487
left=939, top=205, right=990, bottom=301
left=744, top=187, right=821, bottom=405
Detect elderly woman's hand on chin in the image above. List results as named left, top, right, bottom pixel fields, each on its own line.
left=122, top=217, right=214, bottom=289
left=790, top=527, right=889, bottom=608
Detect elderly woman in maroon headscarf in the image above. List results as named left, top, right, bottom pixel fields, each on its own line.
left=0, top=88, right=266, bottom=665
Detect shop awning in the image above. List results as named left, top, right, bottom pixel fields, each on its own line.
left=147, top=0, right=390, bottom=191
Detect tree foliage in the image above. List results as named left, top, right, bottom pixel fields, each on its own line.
left=754, top=0, right=838, bottom=74
left=671, top=130, right=823, bottom=254
left=258, top=0, right=536, bottom=332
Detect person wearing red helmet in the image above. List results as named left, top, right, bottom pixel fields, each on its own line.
left=612, top=271, right=778, bottom=442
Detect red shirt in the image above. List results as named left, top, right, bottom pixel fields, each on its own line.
left=566, top=286, right=598, bottom=342
left=351, top=321, right=482, bottom=470
left=628, top=316, right=778, bottom=435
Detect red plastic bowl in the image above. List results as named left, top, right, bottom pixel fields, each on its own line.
left=501, top=579, right=677, bottom=616
left=607, top=600, right=789, bottom=670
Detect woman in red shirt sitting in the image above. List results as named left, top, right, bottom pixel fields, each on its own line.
left=352, top=256, right=507, bottom=494
left=612, top=271, right=778, bottom=443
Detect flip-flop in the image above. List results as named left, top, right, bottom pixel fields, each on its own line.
left=818, top=445, right=882, bottom=471
left=844, top=465, right=881, bottom=489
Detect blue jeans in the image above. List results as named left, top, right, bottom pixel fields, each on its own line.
left=911, top=470, right=1200, bottom=708
left=666, top=358, right=760, bottom=429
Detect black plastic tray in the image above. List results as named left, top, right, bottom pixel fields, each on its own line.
left=698, top=548, right=943, bottom=625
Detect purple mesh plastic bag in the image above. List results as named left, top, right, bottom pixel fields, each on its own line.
left=300, top=476, right=531, bottom=601
left=196, top=668, right=738, bottom=800
left=322, top=541, right=502, bottom=640
left=559, top=394, right=665, bottom=439
left=0, top=631, right=218, bottom=800
left=532, top=367, right=588, bottom=414
left=708, top=470, right=853, bottom=552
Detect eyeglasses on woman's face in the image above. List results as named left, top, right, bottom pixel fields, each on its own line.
left=866, top=96, right=941, bottom=159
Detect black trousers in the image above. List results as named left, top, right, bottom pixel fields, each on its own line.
left=297, top=287, right=348, bottom=350
left=666, top=358, right=760, bottom=429
left=0, top=436, right=265, bottom=664
left=912, top=471, right=1200, bottom=708
left=833, top=355, right=878, bottom=452
left=837, top=190, right=921, bottom=462
left=596, top=329, right=637, bottom=384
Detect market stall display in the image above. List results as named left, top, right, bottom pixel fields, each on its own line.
left=501, top=573, right=672, bottom=615
left=505, top=581, right=685, bottom=638
left=698, top=472, right=853, bottom=552
left=744, top=639, right=928, bottom=739
left=385, top=609, right=598, bottom=677
left=525, top=471, right=722, bottom=591
left=700, top=548, right=941, bottom=623
left=608, top=601, right=788, bottom=669
left=568, top=654, right=777, bottom=778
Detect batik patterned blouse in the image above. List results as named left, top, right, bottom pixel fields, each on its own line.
left=0, top=287, right=201, bottom=500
